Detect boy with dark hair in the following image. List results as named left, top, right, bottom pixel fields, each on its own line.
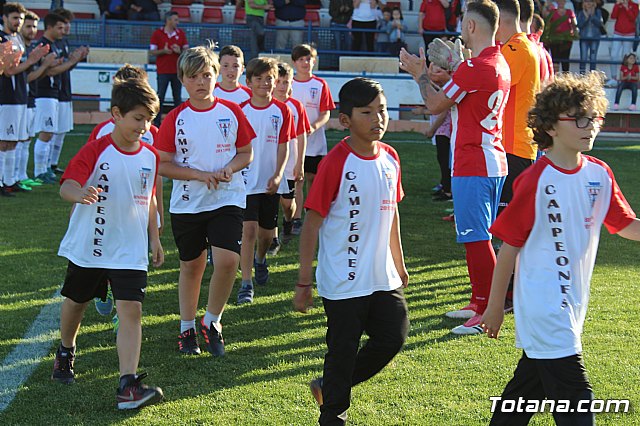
left=294, top=77, right=409, bottom=426
left=213, top=44, right=252, bottom=105
left=273, top=62, right=310, bottom=245
left=53, top=76, right=164, bottom=410
left=237, top=57, right=294, bottom=304
left=156, top=44, right=254, bottom=357
left=482, top=72, right=640, bottom=425
left=290, top=43, right=335, bottom=235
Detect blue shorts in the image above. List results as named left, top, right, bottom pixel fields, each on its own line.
left=452, top=176, right=505, bottom=243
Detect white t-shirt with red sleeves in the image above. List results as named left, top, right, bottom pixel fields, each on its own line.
left=213, top=83, right=252, bottom=105
left=58, top=135, right=159, bottom=271
left=490, top=155, right=636, bottom=359
left=89, top=118, right=158, bottom=146
left=284, top=97, right=311, bottom=180
left=155, top=99, right=255, bottom=214
left=240, top=98, right=295, bottom=195
left=291, top=75, right=335, bottom=157
left=305, top=138, right=405, bottom=300
left=442, top=46, right=511, bottom=177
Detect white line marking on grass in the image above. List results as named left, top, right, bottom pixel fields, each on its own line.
left=0, top=289, right=62, bottom=413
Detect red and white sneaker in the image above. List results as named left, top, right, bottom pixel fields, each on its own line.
left=451, top=314, right=484, bottom=335
left=445, top=303, right=478, bottom=319
left=116, top=373, right=164, bottom=410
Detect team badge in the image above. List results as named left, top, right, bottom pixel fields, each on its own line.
left=140, top=167, right=151, bottom=193
left=381, top=167, right=394, bottom=190
left=271, top=115, right=280, bottom=133
left=309, top=87, right=318, bottom=100
left=217, top=118, right=231, bottom=140
left=586, top=181, right=601, bottom=208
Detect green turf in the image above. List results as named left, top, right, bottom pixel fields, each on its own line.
left=0, top=127, right=638, bottom=425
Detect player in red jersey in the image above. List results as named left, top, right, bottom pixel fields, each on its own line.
left=401, top=0, right=510, bottom=334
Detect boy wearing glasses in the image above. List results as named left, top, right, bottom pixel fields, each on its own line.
left=481, top=72, right=640, bottom=425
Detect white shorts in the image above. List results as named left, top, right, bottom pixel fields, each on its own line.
left=57, top=101, right=73, bottom=133
left=0, top=104, right=29, bottom=141
left=33, top=97, right=59, bottom=134
left=27, top=106, right=35, bottom=138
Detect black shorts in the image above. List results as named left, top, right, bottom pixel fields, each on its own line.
left=61, top=261, right=147, bottom=303
left=499, top=153, right=535, bottom=210
left=244, top=193, right=280, bottom=229
left=171, top=206, right=244, bottom=261
left=281, top=179, right=296, bottom=200
left=304, top=155, right=324, bottom=175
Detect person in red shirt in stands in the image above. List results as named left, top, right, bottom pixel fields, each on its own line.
left=419, top=0, right=450, bottom=53
left=608, top=0, right=639, bottom=86
left=149, top=11, right=189, bottom=125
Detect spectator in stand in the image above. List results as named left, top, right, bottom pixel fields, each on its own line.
left=376, top=7, right=391, bottom=53
left=608, top=0, right=639, bottom=86
left=542, top=0, right=577, bottom=72
left=128, top=0, right=161, bottom=21
left=577, top=0, right=604, bottom=74
left=419, top=0, right=450, bottom=53
left=387, top=7, right=408, bottom=56
left=245, top=0, right=273, bottom=61
left=446, top=0, right=462, bottom=32
left=329, top=0, right=353, bottom=52
left=352, top=0, right=386, bottom=52
left=104, top=0, right=128, bottom=20
left=613, top=52, right=639, bottom=110
left=274, top=0, right=306, bottom=52
left=149, top=11, right=189, bottom=126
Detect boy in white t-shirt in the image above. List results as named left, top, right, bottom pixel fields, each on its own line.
left=213, top=44, right=252, bottom=105
left=290, top=44, right=335, bottom=235
left=156, top=44, right=255, bottom=357
left=294, top=78, right=409, bottom=425
left=237, top=57, right=294, bottom=304
left=272, top=62, right=310, bottom=245
left=53, top=77, right=164, bottom=410
left=482, top=72, right=640, bottom=425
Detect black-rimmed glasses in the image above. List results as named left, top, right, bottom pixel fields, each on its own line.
left=557, top=116, right=605, bottom=129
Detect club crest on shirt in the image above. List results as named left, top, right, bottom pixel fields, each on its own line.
left=139, top=167, right=151, bottom=193
left=309, top=87, right=318, bottom=100
left=381, top=167, right=394, bottom=190
left=6, top=124, right=13, bottom=135
left=271, top=115, right=280, bottom=133
left=586, top=181, right=601, bottom=208
left=217, top=118, right=231, bottom=140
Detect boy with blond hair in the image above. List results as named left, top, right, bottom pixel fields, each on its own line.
left=156, top=44, right=255, bottom=356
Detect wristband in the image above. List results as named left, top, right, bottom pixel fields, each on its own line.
left=296, top=283, right=312, bottom=288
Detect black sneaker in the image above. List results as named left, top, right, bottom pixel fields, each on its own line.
left=200, top=318, right=225, bottom=357
left=52, top=347, right=75, bottom=384
left=309, top=377, right=323, bottom=406
left=282, top=219, right=293, bottom=244
left=432, top=191, right=452, bottom=202
left=178, top=328, right=201, bottom=355
left=116, top=373, right=163, bottom=410
left=291, top=218, right=303, bottom=235
left=267, top=237, right=281, bottom=256
left=0, top=185, right=16, bottom=197
left=51, top=165, right=65, bottom=175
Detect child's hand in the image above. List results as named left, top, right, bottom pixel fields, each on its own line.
left=78, top=186, right=103, bottom=205
left=398, top=266, right=409, bottom=288
left=196, top=170, right=219, bottom=189
left=151, top=239, right=164, bottom=268
left=425, top=128, right=435, bottom=139
left=480, top=306, right=504, bottom=339
left=170, top=44, right=181, bottom=54
left=293, top=285, right=313, bottom=313
left=294, top=162, right=304, bottom=181
left=266, top=174, right=282, bottom=194
left=213, top=166, right=234, bottom=183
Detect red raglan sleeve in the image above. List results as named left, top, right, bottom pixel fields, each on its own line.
left=304, top=144, right=348, bottom=217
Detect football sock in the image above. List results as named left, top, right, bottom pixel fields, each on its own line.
left=34, top=139, right=50, bottom=177
left=180, top=319, right=196, bottom=334
left=18, top=141, right=30, bottom=181
left=3, top=148, right=16, bottom=186
left=241, top=279, right=253, bottom=288
left=0, top=151, right=5, bottom=185
left=464, top=240, right=497, bottom=315
left=13, top=143, right=23, bottom=181
left=203, top=310, right=221, bottom=328
left=49, top=132, right=65, bottom=167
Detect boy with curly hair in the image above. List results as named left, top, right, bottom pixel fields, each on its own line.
left=481, top=72, right=640, bottom=425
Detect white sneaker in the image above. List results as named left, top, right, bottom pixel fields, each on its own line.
left=451, top=314, right=484, bottom=335
left=445, top=303, right=478, bottom=319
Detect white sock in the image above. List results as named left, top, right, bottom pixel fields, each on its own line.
left=0, top=151, right=5, bottom=185
left=18, top=141, right=30, bottom=181
left=3, top=148, right=16, bottom=186
left=49, top=133, right=65, bottom=166
left=13, top=143, right=22, bottom=181
left=180, top=319, right=196, bottom=334
left=203, top=310, right=221, bottom=328
left=34, top=139, right=50, bottom=177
